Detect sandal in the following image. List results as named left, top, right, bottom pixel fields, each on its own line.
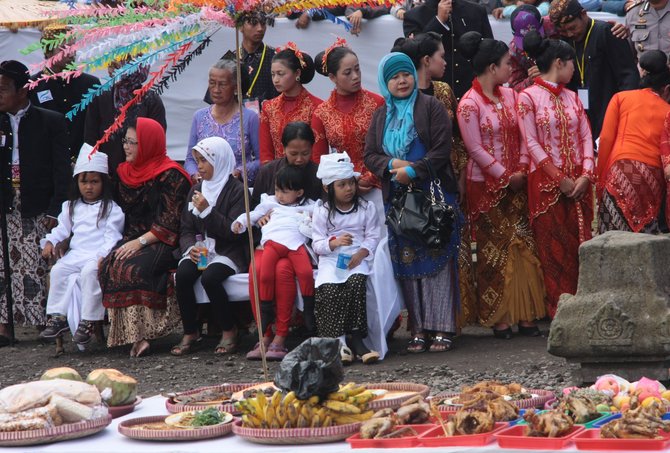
left=214, top=336, right=238, bottom=356
left=246, top=338, right=272, bottom=361
left=340, top=345, right=354, bottom=365
left=407, top=336, right=428, bottom=353
left=429, top=335, right=453, bottom=352
left=171, top=336, right=202, bottom=356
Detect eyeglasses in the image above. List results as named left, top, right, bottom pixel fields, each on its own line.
left=122, top=138, right=138, bottom=146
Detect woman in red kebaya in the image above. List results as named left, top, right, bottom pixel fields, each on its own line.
left=259, top=43, right=322, bottom=164
left=311, top=38, right=384, bottom=193
left=517, top=31, right=595, bottom=318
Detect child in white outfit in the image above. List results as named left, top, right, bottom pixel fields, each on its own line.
left=39, top=145, right=125, bottom=345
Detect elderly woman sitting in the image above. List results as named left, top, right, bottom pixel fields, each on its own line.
left=99, top=117, right=191, bottom=357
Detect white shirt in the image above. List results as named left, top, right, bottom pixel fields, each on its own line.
left=311, top=198, right=381, bottom=287
left=233, top=194, right=315, bottom=251
left=41, top=199, right=125, bottom=261
left=7, top=102, right=30, bottom=165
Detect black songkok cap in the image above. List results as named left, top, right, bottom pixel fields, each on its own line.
left=0, top=60, right=29, bottom=89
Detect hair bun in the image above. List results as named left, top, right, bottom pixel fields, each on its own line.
left=314, top=50, right=327, bottom=76
left=522, top=30, right=545, bottom=59
left=458, top=31, right=483, bottom=60
left=639, top=50, right=668, bottom=75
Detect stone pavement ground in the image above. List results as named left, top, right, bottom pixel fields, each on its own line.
left=1, top=321, right=577, bottom=397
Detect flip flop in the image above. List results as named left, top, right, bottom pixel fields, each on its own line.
left=170, top=337, right=202, bottom=356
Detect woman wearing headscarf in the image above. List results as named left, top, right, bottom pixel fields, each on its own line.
left=99, top=117, right=191, bottom=357
left=364, top=52, right=462, bottom=354
left=171, top=137, right=249, bottom=356
left=507, top=5, right=547, bottom=92
left=84, top=61, right=166, bottom=176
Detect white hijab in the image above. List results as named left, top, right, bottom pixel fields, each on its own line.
left=189, top=137, right=235, bottom=212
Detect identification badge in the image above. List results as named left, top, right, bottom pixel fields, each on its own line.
left=578, top=89, right=589, bottom=110
left=634, top=24, right=647, bottom=29
left=0, top=134, right=5, bottom=147
left=36, top=90, right=54, bottom=103
left=243, top=98, right=261, bottom=114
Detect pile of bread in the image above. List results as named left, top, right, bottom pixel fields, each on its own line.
left=0, top=379, right=107, bottom=432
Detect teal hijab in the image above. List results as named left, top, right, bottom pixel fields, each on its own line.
left=377, top=52, right=418, bottom=159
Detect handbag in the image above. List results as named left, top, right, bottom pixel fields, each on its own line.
left=385, top=158, right=455, bottom=249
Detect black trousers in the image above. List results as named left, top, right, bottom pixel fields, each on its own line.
left=176, top=260, right=235, bottom=335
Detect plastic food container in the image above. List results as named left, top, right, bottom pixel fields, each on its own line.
left=573, top=428, right=670, bottom=450
left=514, top=410, right=610, bottom=428
left=346, top=424, right=435, bottom=448
left=495, top=424, right=584, bottom=449
left=418, top=422, right=508, bottom=447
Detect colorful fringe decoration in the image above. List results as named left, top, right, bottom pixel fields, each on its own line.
left=23, top=0, right=398, bottom=153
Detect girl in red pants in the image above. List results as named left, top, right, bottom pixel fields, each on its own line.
left=232, top=166, right=315, bottom=360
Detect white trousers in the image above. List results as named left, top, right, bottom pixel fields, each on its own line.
left=46, top=256, right=105, bottom=321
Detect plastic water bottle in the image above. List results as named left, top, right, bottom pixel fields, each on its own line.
left=335, top=252, right=352, bottom=279
left=195, top=234, right=208, bottom=270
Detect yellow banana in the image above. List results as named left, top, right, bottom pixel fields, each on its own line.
left=308, top=395, right=320, bottom=405
left=323, top=400, right=361, bottom=414
left=283, top=420, right=292, bottom=429
left=271, top=390, right=282, bottom=409
left=345, top=385, right=367, bottom=397
left=282, top=391, right=297, bottom=407
left=339, top=382, right=356, bottom=392
left=297, top=414, right=309, bottom=428
left=265, top=405, right=276, bottom=425
left=316, top=407, right=328, bottom=420
left=300, top=404, right=312, bottom=421
left=327, top=392, right=348, bottom=402
left=269, top=418, right=281, bottom=429
left=276, top=404, right=287, bottom=427
left=351, top=391, right=375, bottom=406
left=287, top=402, right=299, bottom=425
left=322, top=415, right=333, bottom=427
left=310, top=414, right=321, bottom=428
left=247, top=398, right=264, bottom=418
left=256, top=391, right=268, bottom=411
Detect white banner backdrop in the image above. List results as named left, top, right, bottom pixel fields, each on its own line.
left=1, top=13, right=621, bottom=160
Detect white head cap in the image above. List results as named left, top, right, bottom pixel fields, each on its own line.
left=316, top=151, right=360, bottom=186
left=73, top=143, right=109, bottom=176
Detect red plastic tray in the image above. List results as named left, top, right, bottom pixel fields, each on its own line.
left=346, top=424, right=435, bottom=449
left=418, top=422, right=508, bottom=447
left=573, top=428, right=670, bottom=450
left=495, top=424, right=584, bottom=450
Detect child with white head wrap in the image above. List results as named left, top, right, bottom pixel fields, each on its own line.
left=312, top=151, right=381, bottom=365
left=316, top=151, right=360, bottom=186
left=39, top=144, right=125, bottom=346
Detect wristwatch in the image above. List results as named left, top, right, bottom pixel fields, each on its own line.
left=138, top=236, right=148, bottom=247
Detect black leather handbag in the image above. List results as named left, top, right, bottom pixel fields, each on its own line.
left=385, top=158, right=455, bottom=249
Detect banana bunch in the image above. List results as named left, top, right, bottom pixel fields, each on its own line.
left=237, top=383, right=376, bottom=429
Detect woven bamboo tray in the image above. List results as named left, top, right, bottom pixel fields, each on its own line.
left=165, top=382, right=257, bottom=414
left=0, top=414, right=112, bottom=447
left=364, top=382, right=431, bottom=410
left=118, top=415, right=234, bottom=441
left=232, top=419, right=361, bottom=445
left=436, top=388, right=555, bottom=412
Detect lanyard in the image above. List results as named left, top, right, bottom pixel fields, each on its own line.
left=241, top=43, right=267, bottom=97
left=574, top=19, right=595, bottom=88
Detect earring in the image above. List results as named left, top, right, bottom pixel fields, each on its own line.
left=296, top=76, right=301, bottom=82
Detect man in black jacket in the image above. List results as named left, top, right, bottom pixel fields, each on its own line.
left=403, top=0, right=493, bottom=99
left=550, top=0, right=639, bottom=140
left=0, top=60, right=71, bottom=343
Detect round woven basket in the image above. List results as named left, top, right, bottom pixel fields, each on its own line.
left=436, top=389, right=555, bottom=412
left=165, top=382, right=257, bottom=414
left=0, top=414, right=112, bottom=447
left=364, top=382, right=431, bottom=410
left=232, top=419, right=361, bottom=445
left=118, top=415, right=235, bottom=441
